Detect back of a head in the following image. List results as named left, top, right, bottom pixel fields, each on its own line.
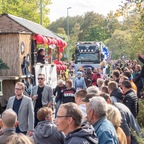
left=112, top=70, right=120, bottom=78
left=86, top=86, right=100, bottom=95
left=108, top=81, right=118, bottom=91
left=60, top=102, right=82, bottom=127
left=2, top=109, right=17, bottom=128
left=97, top=78, right=104, bottom=87
left=57, top=79, right=64, bottom=85
left=122, top=80, right=132, bottom=89
left=7, top=133, right=34, bottom=144
left=75, top=89, right=87, bottom=98
left=107, top=104, right=122, bottom=128
left=124, top=71, right=131, bottom=79
left=37, top=107, right=52, bottom=121
left=100, top=93, right=111, bottom=103
left=88, top=97, right=107, bottom=118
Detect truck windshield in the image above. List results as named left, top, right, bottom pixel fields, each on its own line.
left=77, top=53, right=99, bottom=61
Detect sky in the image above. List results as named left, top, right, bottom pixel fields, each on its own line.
left=48, top=0, right=125, bottom=22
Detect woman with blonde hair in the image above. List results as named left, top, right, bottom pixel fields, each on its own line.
left=6, top=133, right=34, bottom=144
left=107, top=104, right=127, bottom=144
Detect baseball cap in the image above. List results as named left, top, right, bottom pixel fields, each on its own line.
left=82, top=93, right=97, bottom=102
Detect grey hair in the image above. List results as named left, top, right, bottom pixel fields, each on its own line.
left=89, top=97, right=107, bottom=118
left=2, top=109, right=17, bottom=127
left=86, top=86, right=100, bottom=95
left=57, top=79, right=64, bottom=85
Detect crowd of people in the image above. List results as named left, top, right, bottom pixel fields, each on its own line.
left=0, top=54, right=144, bottom=144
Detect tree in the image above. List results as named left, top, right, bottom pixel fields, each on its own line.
left=106, top=30, right=132, bottom=59
left=0, top=0, right=51, bottom=27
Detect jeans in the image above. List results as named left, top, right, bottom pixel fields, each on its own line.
left=55, top=100, right=61, bottom=118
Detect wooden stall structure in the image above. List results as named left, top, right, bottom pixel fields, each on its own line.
left=0, top=13, right=62, bottom=107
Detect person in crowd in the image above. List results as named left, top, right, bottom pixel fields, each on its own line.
left=124, top=71, right=137, bottom=93
left=133, top=64, right=143, bottom=97
left=112, top=70, right=120, bottom=84
left=101, top=86, right=109, bottom=93
left=0, top=109, right=17, bottom=144
left=107, top=104, right=127, bottom=144
left=53, top=79, right=66, bottom=117
left=6, top=133, right=34, bottom=144
left=73, top=71, right=87, bottom=91
left=138, top=54, right=144, bottom=87
left=91, top=68, right=101, bottom=86
left=55, top=102, right=98, bottom=144
left=119, top=75, right=128, bottom=88
left=61, top=80, right=76, bottom=103
left=33, top=107, right=65, bottom=144
left=100, top=93, right=142, bottom=144
left=85, top=96, right=118, bottom=144
left=74, top=90, right=87, bottom=123
left=108, top=81, right=123, bottom=103
left=31, top=73, right=53, bottom=127
left=37, top=48, right=52, bottom=64
left=86, top=86, right=100, bottom=95
left=7, top=82, right=34, bottom=136
left=84, top=67, right=93, bottom=87
left=121, top=80, right=138, bottom=118
left=97, top=78, right=104, bottom=91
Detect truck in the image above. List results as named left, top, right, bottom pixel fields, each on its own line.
left=73, top=41, right=106, bottom=72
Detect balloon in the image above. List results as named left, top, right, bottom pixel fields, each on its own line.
left=43, top=37, right=48, bottom=45
left=63, top=41, right=67, bottom=48
left=53, top=39, right=58, bottom=45
left=59, top=47, right=64, bottom=53
left=56, top=65, right=60, bottom=71
left=47, top=38, right=52, bottom=45
left=36, top=34, right=44, bottom=44
left=59, top=53, right=63, bottom=59
left=54, top=59, right=59, bottom=64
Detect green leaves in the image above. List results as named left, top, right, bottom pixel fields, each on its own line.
left=0, top=0, right=51, bottom=27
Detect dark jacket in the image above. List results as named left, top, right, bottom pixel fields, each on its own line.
left=114, top=102, right=142, bottom=144
left=53, top=85, right=66, bottom=103
left=123, top=89, right=138, bottom=118
left=33, top=121, right=65, bottom=144
left=65, top=128, right=98, bottom=144
left=110, top=88, right=123, bottom=102
left=138, top=56, right=144, bottom=78
left=133, top=71, right=143, bottom=88
left=0, top=128, right=16, bottom=144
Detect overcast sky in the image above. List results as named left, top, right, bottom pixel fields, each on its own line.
left=48, top=0, right=125, bottom=22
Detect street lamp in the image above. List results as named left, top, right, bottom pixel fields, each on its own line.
left=67, top=7, right=71, bottom=62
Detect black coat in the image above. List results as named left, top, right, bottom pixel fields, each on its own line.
left=138, top=56, right=144, bottom=78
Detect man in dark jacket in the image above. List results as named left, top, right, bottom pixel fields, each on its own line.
left=33, top=107, right=65, bottom=144
left=55, top=102, right=98, bottom=144
left=122, top=80, right=138, bottom=118
left=138, top=54, right=144, bottom=88
left=53, top=79, right=66, bottom=117
left=108, top=81, right=123, bottom=103
left=100, top=93, right=142, bottom=144
left=0, top=109, right=17, bottom=144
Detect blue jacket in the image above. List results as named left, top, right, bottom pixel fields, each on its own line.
left=74, top=77, right=87, bottom=91
left=93, top=117, right=118, bottom=144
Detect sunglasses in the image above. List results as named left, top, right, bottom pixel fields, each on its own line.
left=15, top=88, right=22, bottom=91
left=38, top=78, right=44, bottom=80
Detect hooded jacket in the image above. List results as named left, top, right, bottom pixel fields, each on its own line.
left=65, top=128, right=98, bottom=144
left=33, top=121, right=65, bottom=144
left=110, top=88, right=123, bottom=103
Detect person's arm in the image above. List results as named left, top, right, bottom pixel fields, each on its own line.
left=138, top=55, right=144, bottom=64
left=47, top=87, right=53, bottom=107
left=28, top=98, right=34, bottom=135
